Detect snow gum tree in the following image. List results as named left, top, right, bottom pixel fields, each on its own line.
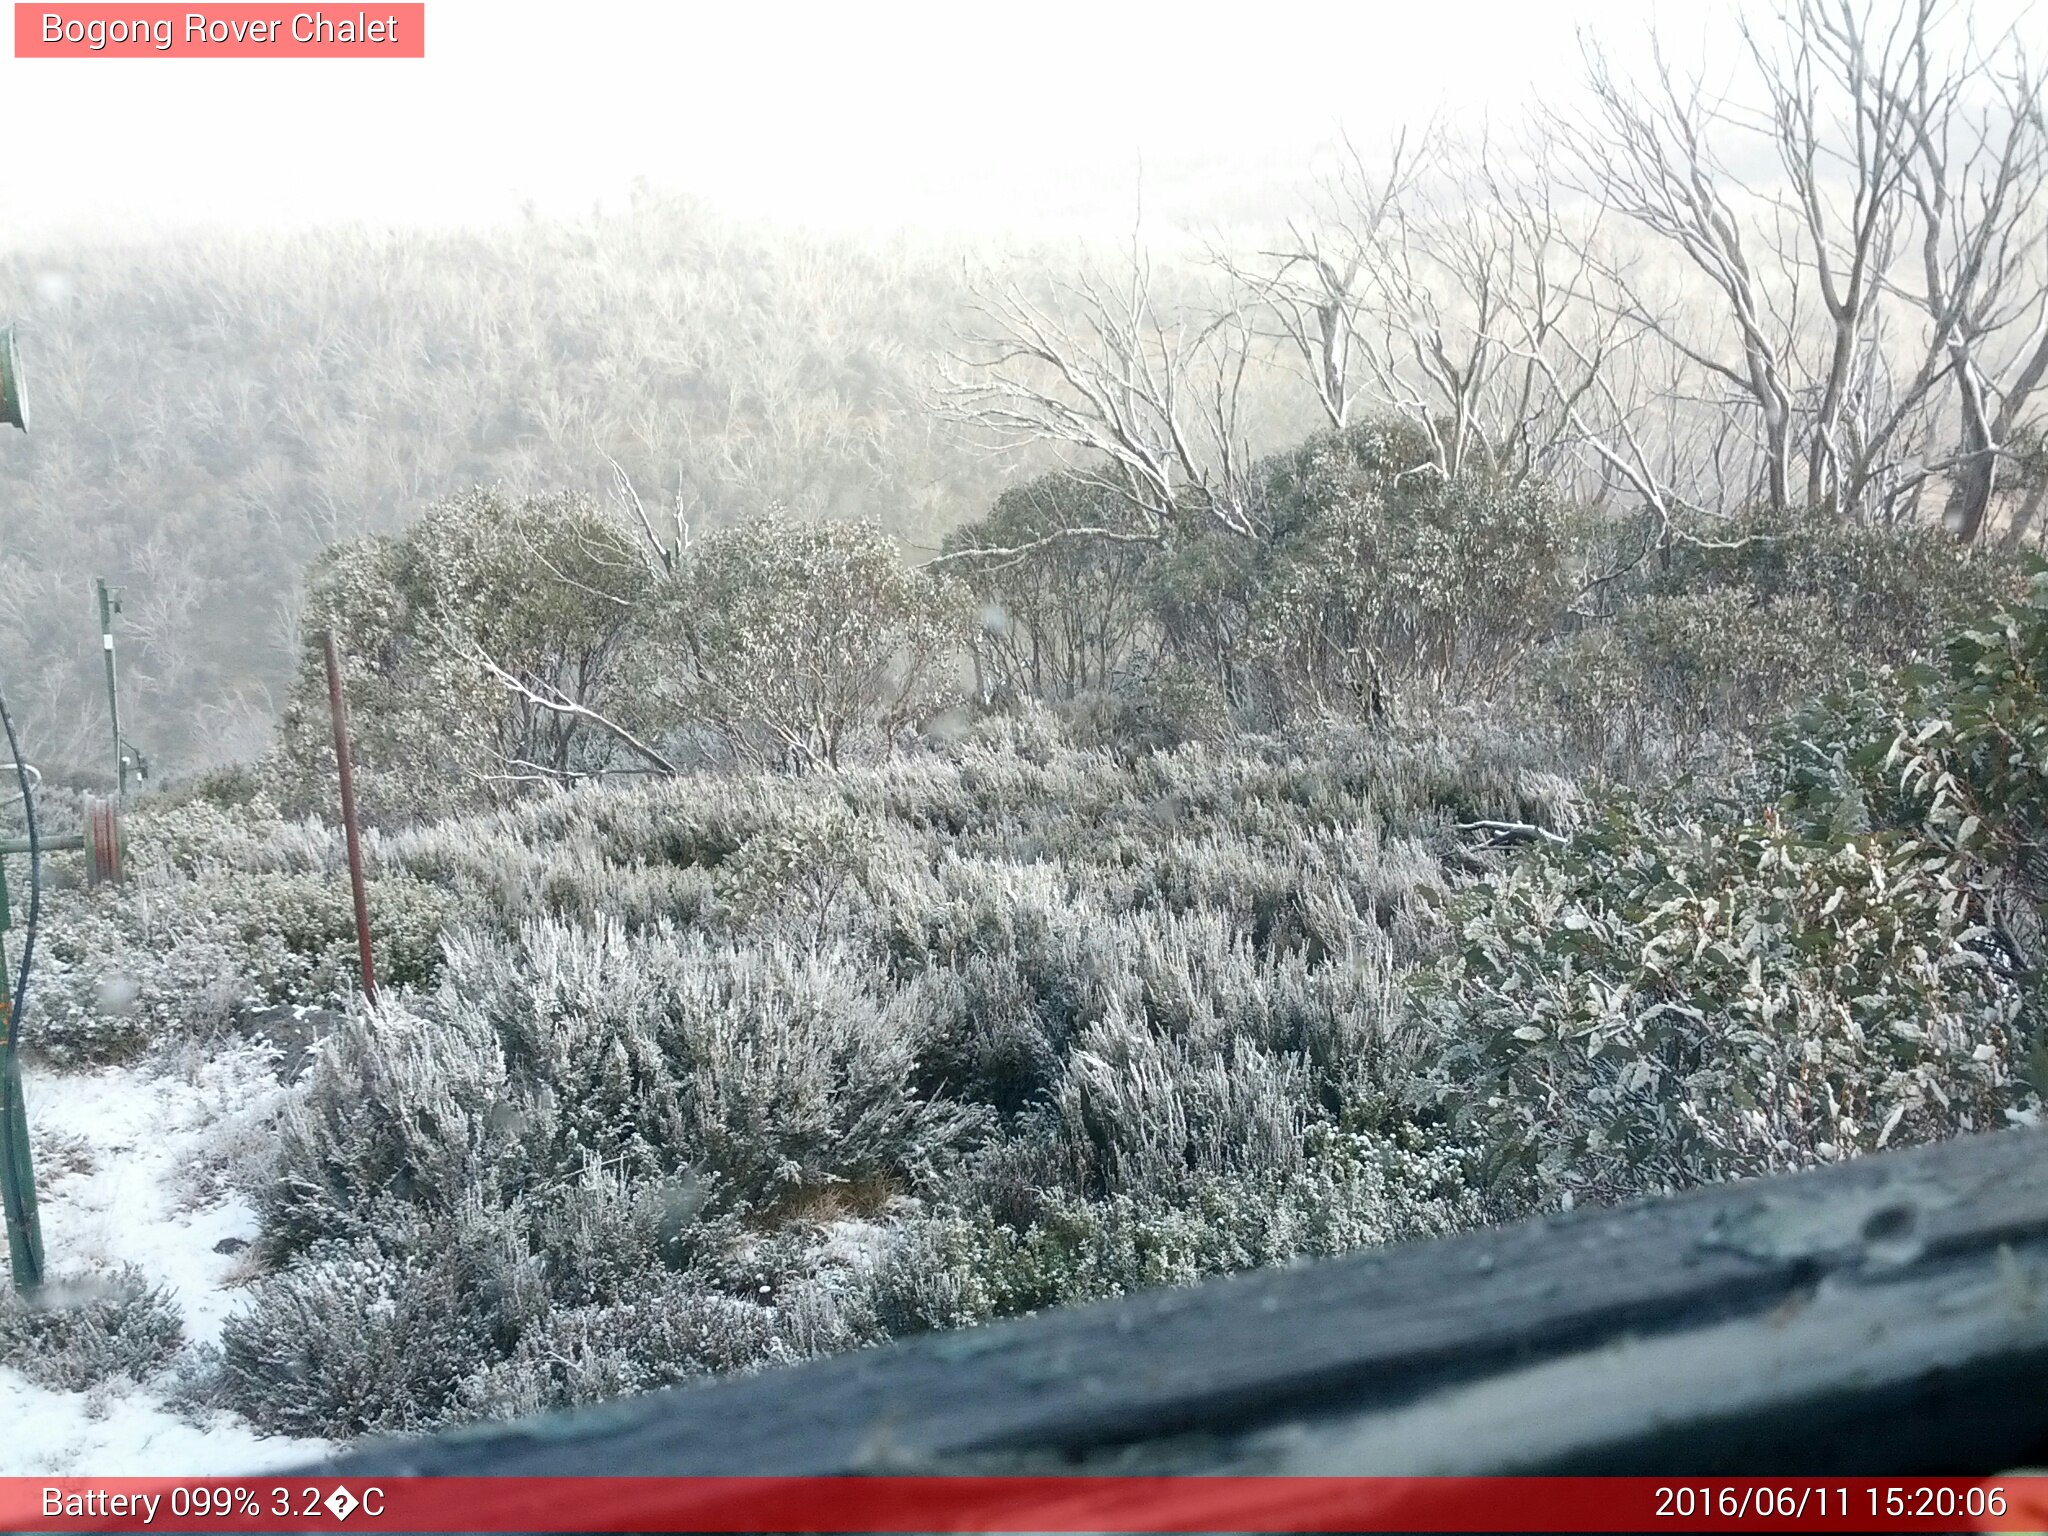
left=656, top=517, right=972, bottom=771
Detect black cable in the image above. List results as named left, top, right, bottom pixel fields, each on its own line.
left=0, top=681, right=43, bottom=1286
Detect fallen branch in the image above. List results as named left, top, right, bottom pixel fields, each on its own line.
left=470, top=648, right=680, bottom=778
left=1458, top=818, right=1570, bottom=850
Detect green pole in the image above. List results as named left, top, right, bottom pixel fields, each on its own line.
left=96, top=578, right=125, bottom=797
left=0, top=857, right=44, bottom=1292
left=3, top=326, right=46, bottom=1290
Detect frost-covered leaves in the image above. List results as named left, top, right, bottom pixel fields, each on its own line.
left=209, top=721, right=1552, bottom=1435
left=0, top=1266, right=185, bottom=1392
left=1430, top=626, right=2044, bottom=1212
left=1431, top=809, right=2023, bottom=1212
left=657, top=516, right=972, bottom=770
left=27, top=794, right=456, bottom=1065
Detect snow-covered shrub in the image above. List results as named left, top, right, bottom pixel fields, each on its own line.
left=213, top=707, right=1593, bottom=1435
left=453, top=919, right=982, bottom=1207
left=869, top=1123, right=1478, bottom=1328
left=470, top=1281, right=790, bottom=1408
left=0, top=1265, right=184, bottom=1391
left=265, top=1002, right=528, bottom=1253
left=713, top=800, right=882, bottom=947
left=26, top=795, right=458, bottom=1064
left=1056, top=1010, right=1311, bottom=1198
left=271, top=917, right=985, bottom=1245
left=1059, top=664, right=1231, bottom=759
left=219, top=1220, right=546, bottom=1437
left=221, top=1185, right=872, bottom=1436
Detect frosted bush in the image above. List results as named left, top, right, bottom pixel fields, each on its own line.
left=219, top=1222, right=547, bottom=1437
left=1057, top=1010, right=1311, bottom=1198
left=870, top=1122, right=1479, bottom=1326
left=0, top=1265, right=184, bottom=1391
left=267, top=1002, right=529, bottom=1253
left=26, top=812, right=455, bottom=1065
left=183, top=706, right=1604, bottom=1437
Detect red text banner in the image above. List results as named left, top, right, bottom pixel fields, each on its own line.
left=3, top=1476, right=2047, bottom=1532
left=14, top=5, right=424, bottom=57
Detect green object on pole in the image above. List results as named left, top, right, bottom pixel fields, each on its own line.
left=96, top=578, right=126, bottom=797
left=0, top=325, right=26, bottom=433
left=0, top=858, right=44, bottom=1292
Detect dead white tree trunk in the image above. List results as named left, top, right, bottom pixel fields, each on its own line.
left=942, top=241, right=1263, bottom=544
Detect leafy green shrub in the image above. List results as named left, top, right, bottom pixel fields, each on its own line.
left=1431, top=575, right=2048, bottom=1216
left=1424, top=795, right=2024, bottom=1216
left=1528, top=590, right=1855, bottom=776
left=1529, top=519, right=2024, bottom=782
left=657, top=516, right=973, bottom=770
left=944, top=472, right=1156, bottom=703
left=1784, top=566, right=2048, bottom=993
left=713, top=800, right=882, bottom=946
left=1060, top=665, right=1230, bottom=759
left=273, top=488, right=659, bottom=825
left=1656, top=516, right=2023, bottom=658
left=1247, top=427, right=1577, bottom=713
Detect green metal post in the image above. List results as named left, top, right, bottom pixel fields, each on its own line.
left=3, top=325, right=46, bottom=1290
left=0, top=856, right=44, bottom=1292
left=96, top=578, right=125, bottom=797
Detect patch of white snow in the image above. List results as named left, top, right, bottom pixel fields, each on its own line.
left=0, top=1044, right=332, bottom=1474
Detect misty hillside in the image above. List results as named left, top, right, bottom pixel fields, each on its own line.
left=0, top=197, right=1064, bottom=776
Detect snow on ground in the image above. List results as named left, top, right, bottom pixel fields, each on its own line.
left=0, top=1369, right=316, bottom=1477
left=0, top=1043, right=333, bottom=1474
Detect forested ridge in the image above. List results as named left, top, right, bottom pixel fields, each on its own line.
left=0, top=199, right=1116, bottom=775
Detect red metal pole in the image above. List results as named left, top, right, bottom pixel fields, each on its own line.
left=322, top=630, right=378, bottom=1006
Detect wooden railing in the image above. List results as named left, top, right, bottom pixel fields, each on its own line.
left=322, top=1124, right=2048, bottom=1478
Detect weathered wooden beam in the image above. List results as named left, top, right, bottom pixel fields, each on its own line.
left=322, top=1125, right=2048, bottom=1478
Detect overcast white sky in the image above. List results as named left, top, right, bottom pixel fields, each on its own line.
left=0, top=0, right=2007, bottom=248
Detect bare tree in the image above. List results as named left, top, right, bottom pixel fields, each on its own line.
left=1554, top=32, right=1807, bottom=517
left=1217, top=130, right=1422, bottom=433
left=942, top=239, right=1264, bottom=544
left=1233, top=126, right=1628, bottom=496
left=1549, top=0, right=2048, bottom=536
left=1885, top=9, right=2048, bottom=538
